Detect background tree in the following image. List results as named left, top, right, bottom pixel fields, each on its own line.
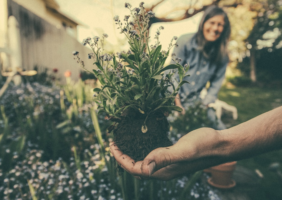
left=245, top=0, right=282, bottom=82
left=144, top=0, right=242, bottom=28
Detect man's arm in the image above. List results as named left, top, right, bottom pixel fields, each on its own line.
left=110, top=106, right=282, bottom=180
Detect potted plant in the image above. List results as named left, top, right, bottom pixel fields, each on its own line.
left=73, top=2, right=189, bottom=161
left=206, top=161, right=237, bottom=189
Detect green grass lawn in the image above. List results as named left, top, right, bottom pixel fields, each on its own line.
left=219, top=86, right=282, bottom=124
left=218, top=85, right=282, bottom=200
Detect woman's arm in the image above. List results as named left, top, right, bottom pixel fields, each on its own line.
left=110, top=106, right=282, bottom=180
left=174, top=93, right=185, bottom=114
left=202, top=60, right=228, bottom=105
left=170, top=34, right=194, bottom=112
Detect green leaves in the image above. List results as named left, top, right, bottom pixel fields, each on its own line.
left=93, top=88, right=102, bottom=93
left=120, top=54, right=139, bottom=72
left=95, top=62, right=103, bottom=71
left=152, top=75, right=163, bottom=80
left=151, top=45, right=162, bottom=65
left=134, top=94, right=143, bottom=100
left=177, top=80, right=189, bottom=89
left=162, top=106, right=183, bottom=112
left=74, top=8, right=191, bottom=120
left=154, top=64, right=179, bottom=76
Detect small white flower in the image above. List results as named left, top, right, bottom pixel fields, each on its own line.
left=93, top=36, right=99, bottom=42
left=147, top=11, right=155, bottom=18
left=114, top=15, right=119, bottom=22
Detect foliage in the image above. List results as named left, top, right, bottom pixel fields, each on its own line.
left=169, top=102, right=214, bottom=135
left=226, top=75, right=253, bottom=87
left=247, top=0, right=282, bottom=50
left=0, top=148, right=213, bottom=200
left=233, top=44, right=282, bottom=85
left=0, top=80, right=110, bottom=172
left=0, top=78, right=219, bottom=200
left=226, top=5, right=256, bottom=62
left=74, top=3, right=189, bottom=132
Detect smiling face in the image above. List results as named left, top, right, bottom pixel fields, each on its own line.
left=203, top=15, right=225, bottom=42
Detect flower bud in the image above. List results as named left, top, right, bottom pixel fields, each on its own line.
left=124, top=15, right=130, bottom=21
left=134, top=7, right=141, bottom=14
left=125, top=3, right=131, bottom=8
left=72, top=51, right=79, bottom=56
left=114, top=15, right=119, bottom=22
left=93, top=36, right=99, bottom=42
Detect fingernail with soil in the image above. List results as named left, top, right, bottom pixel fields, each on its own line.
left=148, top=162, right=156, bottom=176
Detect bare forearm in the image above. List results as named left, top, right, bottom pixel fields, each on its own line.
left=110, top=107, right=282, bottom=180
left=217, top=106, right=282, bottom=161
left=166, top=106, right=282, bottom=175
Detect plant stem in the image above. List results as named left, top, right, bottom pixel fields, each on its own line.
left=134, top=178, right=140, bottom=200
left=180, top=171, right=203, bottom=199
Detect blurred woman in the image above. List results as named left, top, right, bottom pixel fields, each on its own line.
left=171, top=5, right=231, bottom=130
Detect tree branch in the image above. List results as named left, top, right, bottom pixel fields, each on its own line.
left=158, top=6, right=191, bottom=19
left=148, top=1, right=241, bottom=27
left=148, top=0, right=165, bottom=11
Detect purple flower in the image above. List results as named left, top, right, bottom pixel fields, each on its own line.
left=72, top=51, right=79, bottom=56
left=134, top=7, right=141, bottom=14
left=93, top=36, right=99, bottom=42
left=124, top=15, right=130, bottom=21
left=125, top=3, right=131, bottom=8
left=122, top=28, right=128, bottom=33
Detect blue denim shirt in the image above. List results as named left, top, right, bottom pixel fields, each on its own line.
left=170, top=33, right=228, bottom=105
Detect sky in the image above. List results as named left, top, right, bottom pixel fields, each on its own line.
left=56, top=0, right=203, bottom=50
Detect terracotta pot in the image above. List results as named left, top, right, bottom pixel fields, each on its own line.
left=206, top=161, right=237, bottom=189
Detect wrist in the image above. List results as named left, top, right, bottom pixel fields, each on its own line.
left=190, top=128, right=229, bottom=162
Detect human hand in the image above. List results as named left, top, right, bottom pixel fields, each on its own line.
left=110, top=128, right=222, bottom=180
left=177, top=104, right=186, bottom=115
left=175, top=94, right=185, bottom=115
